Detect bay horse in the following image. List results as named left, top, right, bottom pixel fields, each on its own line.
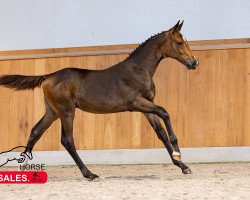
left=0, top=21, right=199, bottom=180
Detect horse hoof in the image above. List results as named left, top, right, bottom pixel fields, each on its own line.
left=172, top=151, right=181, bottom=161
left=92, top=177, right=101, bottom=182
left=88, top=173, right=99, bottom=181
left=182, top=168, right=192, bottom=174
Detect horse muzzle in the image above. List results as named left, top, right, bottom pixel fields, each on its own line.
left=186, top=59, right=199, bottom=70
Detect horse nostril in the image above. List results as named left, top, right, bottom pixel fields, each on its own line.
left=192, top=60, right=199, bottom=68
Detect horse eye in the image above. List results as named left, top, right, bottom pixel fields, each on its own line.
left=177, top=42, right=183, bottom=46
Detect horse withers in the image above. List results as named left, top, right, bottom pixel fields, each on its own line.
left=0, top=21, right=198, bottom=180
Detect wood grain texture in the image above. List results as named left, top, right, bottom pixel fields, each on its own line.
left=244, top=49, right=250, bottom=145
left=0, top=43, right=249, bottom=151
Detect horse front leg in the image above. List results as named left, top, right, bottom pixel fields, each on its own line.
left=133, top=97, right=191, bottom=174
left=144, top=113, right=191, bottom=174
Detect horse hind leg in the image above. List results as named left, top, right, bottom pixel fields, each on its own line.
left=20, top=100, right=58, bottom=170
left=59, top=107, right=98, bottom=180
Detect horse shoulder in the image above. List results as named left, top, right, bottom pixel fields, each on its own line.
left=117, top=66, right=156, bottom=101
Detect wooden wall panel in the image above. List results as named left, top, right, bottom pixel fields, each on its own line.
left=227, top=49, right=245, bottom=146
left=0, top=42, right=249, bottom=151
left=0, top=61, right=11, bottom=152
left=244, top=49, right=250, bottom=145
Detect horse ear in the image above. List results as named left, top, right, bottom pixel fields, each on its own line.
left=169, top=20, right=180, bottom=34
left=177, top=20, right=184, bottom=31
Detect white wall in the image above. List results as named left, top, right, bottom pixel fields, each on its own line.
left=0, top=0, right=249, bottom=50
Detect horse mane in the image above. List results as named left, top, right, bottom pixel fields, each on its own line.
left=127, top=31, right=167, bottom=58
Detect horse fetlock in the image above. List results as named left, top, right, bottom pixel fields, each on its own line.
left=172, top=151, right=181, bottom=161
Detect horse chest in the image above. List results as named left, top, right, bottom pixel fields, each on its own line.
left=121, top=70, right=156, bottom=101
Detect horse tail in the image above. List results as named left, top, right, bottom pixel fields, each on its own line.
left=0, top=74, right=47, bottom=90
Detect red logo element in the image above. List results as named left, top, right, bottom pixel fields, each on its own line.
left=0, top=171, right=47, bottom=184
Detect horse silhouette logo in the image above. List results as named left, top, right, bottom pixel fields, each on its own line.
left=0, top=146, right=32, bottom=167
left=31, top=172, right=43, bottom=182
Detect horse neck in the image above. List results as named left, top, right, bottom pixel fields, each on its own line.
left=126, top=36, right=164, bottom=77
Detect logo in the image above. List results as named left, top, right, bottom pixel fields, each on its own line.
left=0, top=146, right=47, bottom=184
left=0, top=146, right=32, bottom=167
left=0, top=171, right=47, bottom=184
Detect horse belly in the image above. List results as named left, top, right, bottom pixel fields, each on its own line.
left=76, top=92, right=127, bottom=114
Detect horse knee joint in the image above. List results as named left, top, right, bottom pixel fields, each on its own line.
left=29, top=129, right=39, bottom=141
left=157, top=107, right=169, bottom=120
left=31, top=126, right=37, bottom=134
left=162, top=112, right=170, bottom=120
left=157, top=129, right=168, bottom=141
left=61, top=136, right=74, bottom=148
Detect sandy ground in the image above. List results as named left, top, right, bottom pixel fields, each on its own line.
left=0, top=163, right=249, bottom=200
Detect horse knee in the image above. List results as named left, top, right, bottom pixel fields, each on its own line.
left=29, top=128, right=39, bottom=141
left=157, top=129, right=168, bottom=141
left=61, top=136, right=74, bottom=149
left=157, top=107, right=170, bottom=120
left=162, top=112, right=170, bottom=121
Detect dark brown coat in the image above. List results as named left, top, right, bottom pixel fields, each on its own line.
left=0, top=21, right=198, bottom=180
